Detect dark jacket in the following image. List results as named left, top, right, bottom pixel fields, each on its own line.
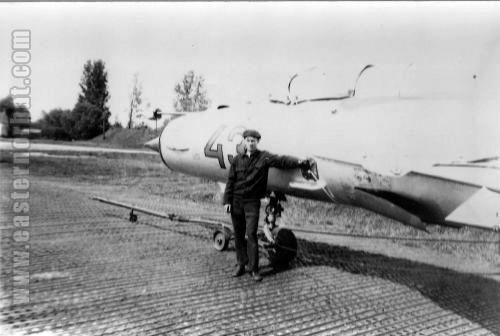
left=223, top=150, right=301, bottom=204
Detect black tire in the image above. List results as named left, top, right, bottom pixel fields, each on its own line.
left=213, top=230, right=230, bottom=251
left=267, top=227, right=297, bottom=266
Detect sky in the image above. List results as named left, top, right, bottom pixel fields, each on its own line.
left=1, top=2, right=500, bottom=126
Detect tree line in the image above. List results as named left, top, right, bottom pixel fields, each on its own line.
left=35, top=60, right=111, bottom=140
left=1, top=60, right=210, bottom=140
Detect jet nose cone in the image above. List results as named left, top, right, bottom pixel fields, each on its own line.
left=144, top=137, right=160, bottom=153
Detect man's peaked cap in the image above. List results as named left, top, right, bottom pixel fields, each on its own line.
left=242, top=129, right=261, bottom=140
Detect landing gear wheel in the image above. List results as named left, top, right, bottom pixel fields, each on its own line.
left=213, top=230, right=230, bottom=251
left=267, top=227, right=297, bottom=266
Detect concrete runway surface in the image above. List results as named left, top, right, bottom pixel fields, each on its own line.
left=1, top=164, right=500, bottom=335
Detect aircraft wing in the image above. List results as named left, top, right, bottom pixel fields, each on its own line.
left=347, top=157, right=500, bottom=231
left=445, top=187, right=500, bottom=230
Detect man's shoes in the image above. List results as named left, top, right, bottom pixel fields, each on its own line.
left=250, top=271, right=263, bottom=282
left=232, top=265, right=246, bottom=277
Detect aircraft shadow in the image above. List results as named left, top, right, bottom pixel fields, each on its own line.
left=269, top=238, right=500, bottom=335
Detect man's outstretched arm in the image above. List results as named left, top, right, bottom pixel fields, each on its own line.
left=267, top=153, right=312, bottom=171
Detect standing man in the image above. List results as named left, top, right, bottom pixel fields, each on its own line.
left=223, top=129, right=311, bottom=281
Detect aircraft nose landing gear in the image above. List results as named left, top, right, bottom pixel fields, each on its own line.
left=259, top=192, right=298, bottom=266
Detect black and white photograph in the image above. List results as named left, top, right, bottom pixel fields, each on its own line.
left=1, top=2, right=500, bottom=335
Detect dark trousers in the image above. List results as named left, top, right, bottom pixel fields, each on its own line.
left=231, top=198, right=260, bottom=272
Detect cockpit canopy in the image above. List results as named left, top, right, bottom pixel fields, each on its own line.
left=269, top=64, right=373, bottom=105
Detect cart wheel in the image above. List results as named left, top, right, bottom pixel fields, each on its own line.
left=213, top=230, right=230, bottom=251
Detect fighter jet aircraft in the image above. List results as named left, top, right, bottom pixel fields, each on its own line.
left=145, top=65, right=500, bottom=235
